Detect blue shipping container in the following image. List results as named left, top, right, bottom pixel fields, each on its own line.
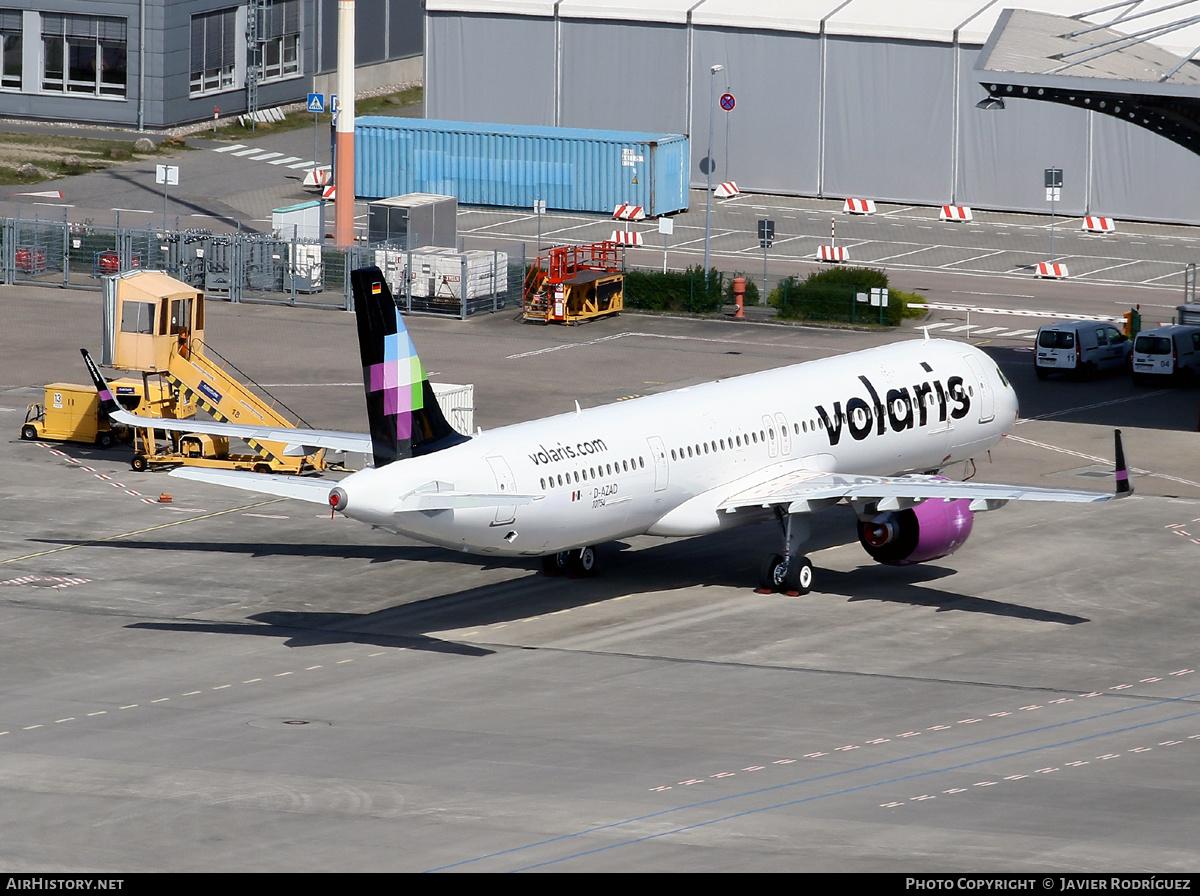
left=355, top=118, right=689, bottom=216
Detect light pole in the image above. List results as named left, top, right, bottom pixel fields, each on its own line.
left=703, top=64, right=723, bottom=277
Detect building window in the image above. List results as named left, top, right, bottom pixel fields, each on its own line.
left=190, top=8, right=238, bottom=95
left=42, top=14, right=127, bottom=97
left=1, top=10, right=21, bottom=90
left=260, top=1, right=301, bottom=82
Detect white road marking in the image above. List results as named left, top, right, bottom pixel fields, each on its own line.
left=214, top=144, right=245, bottom=152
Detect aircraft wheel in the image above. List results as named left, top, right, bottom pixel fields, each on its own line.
left=541, top=552, right=570, bottom=577
left=784, top=556, right=814, bottom=596
left=131, top=454, right=148, bottom=472
left=20, top=424, right=37, bottom=441
left=567, top=545, right=598, bottom=578
left=758, top=553, right=787, bottom=594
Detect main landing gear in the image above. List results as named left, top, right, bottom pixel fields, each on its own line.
left=541, top=546, right=599, bottom=578
left=757, top=508, right=814, bottom=596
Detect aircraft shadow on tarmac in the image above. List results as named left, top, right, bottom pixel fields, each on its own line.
left=40, top=507, right=1087, bottom=654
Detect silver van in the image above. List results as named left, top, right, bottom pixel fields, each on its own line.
left=1132, top=324, right=1200, bottom=384
left=1035, top=321, right=1131, bottom=380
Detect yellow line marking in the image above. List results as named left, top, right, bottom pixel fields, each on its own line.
left=0, top=498, right=287, bottom=565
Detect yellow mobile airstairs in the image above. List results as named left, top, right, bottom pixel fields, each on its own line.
left=101, top=270, right=326, bottom=474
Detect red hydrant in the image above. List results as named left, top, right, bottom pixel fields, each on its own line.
left=732, top=276, right=745, bottom=320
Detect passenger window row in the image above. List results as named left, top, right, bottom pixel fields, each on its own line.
left=540, top=456, right=645, bottom=491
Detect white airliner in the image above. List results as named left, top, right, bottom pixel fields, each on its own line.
left=81, top=266, right=1130, bottom=595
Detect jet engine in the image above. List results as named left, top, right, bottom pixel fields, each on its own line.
left=857, top=498, right=974, bottom=566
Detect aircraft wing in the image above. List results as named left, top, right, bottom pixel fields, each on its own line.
left=170, top=467, right=338, bottom=504
left=81, top=349, right=372, bottom=456
left=169, top=468, right=544, bottom=513
left=718, top=431, right=1131, bottom=514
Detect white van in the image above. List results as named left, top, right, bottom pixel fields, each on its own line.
left=1034, top=321, right=1131, bottom=379
left=1132, top=325, right=1200, bottom=384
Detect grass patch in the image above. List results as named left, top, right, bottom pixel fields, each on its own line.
left=213, top=86, right=423, bottom=140
left=0, top=133, right=168, bottom=185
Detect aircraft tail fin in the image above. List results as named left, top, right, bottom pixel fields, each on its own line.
left=80, top=348, right=133, bottom=424
left=350, top=266, right=469, bottom=468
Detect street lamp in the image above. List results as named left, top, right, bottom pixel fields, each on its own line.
left=703, top=63, right=724, bottom=277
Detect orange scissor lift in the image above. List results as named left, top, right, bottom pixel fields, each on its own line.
left=523, top=241, right=625, bottom=324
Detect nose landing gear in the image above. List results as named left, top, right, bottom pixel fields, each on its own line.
left=756, top=508, right=814, bottom=596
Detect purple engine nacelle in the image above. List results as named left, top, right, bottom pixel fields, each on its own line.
left=857, top=498, right=975, bottom=566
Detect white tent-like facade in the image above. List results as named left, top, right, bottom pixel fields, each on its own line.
left=424, top=0, right=1200, bottom=224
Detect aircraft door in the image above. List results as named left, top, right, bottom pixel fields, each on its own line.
left=762, top=415, right=778, bottom=458
left=962, top=355, right=995, bottom=423
left=774, top=412, right=791, bottom=456
left=647, top=436, right=668, bottom=492
left=485, top=456, right=517, bottom=525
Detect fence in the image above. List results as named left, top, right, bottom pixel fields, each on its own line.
left=0, top=216, right=526, bottom=319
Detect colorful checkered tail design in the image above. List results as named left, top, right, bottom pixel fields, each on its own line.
left=350, top=266, right=469, bottom=469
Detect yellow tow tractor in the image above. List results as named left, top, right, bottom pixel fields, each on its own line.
left=21, top=381, right=133, bottom=448
left=101, top=270, right=328, bottom=474
left=20, top=378, right=190, bottom=449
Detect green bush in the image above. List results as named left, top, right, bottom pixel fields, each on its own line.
left=769, top=266, right=909, bottom=326
left=624, top=266, right=723, bottom=314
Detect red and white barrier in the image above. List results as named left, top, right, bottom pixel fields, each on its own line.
left=610, top=230, right=644, bottom=246
left=613, top=204, right=645, bottom=221
left=940, top=205, right=973, bottom=222
left=1036, top=262, right=1069, bottom=278
left=322, top=184, right=336, bottom=200
left=714, top=181, right=740, bottom=199
left=843, top=198, right=876, bottom=215
left=302, top=168, right=330, bottom=188
left=1082, top=216, right=1115, bottom=234
left=817, top=246, right=849, bottom=262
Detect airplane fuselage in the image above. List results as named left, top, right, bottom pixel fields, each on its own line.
left=335, top=339, right=1019, bottom=557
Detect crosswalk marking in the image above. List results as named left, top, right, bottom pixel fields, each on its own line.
left=254, top=152, right=283, bottom=162
left=287, top=159, right=320, bottom=169
left=213, top=143, right=245, bottom=153
left=269, top=156, right=303, bottom=166
left=232, top=147, right=268, bottom=157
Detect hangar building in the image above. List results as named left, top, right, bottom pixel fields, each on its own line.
left=424, top=0, right=1200, bottom=224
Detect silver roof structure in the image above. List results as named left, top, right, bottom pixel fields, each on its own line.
left=977, top=3, right=1200, bottom=152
